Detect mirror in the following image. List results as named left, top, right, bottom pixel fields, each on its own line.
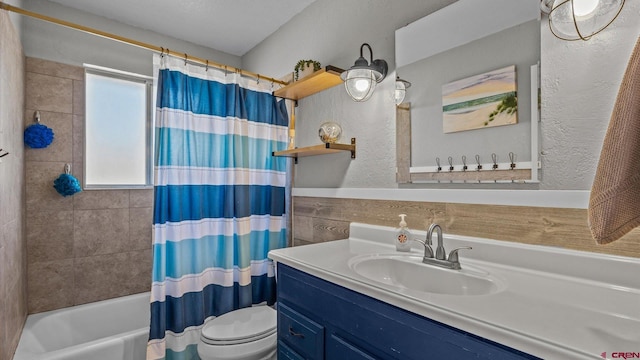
left=395, top=0, right=540, bottom=183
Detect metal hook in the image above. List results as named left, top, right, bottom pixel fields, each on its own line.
left=475, top=154, right=482, bottom=171
left=34, top=110, right=41, bottom=123
left=184, top=53, right=188, bottom=65
left=492, top=153, right=498, bottom=170
left=509, top=152, right=516, bottom=169
left=436, top=157, right=442, bottom=172
left=224, top=66, right=228, bottom=77
left=0, top=149, right=8, bottom=158
left=205, top=60, right=209, bottom=72
left=462, top=155, right=467, bottom=171
left=256, top=74, right=260, bottom=84
left=448, top=156, right=454, bottom=172
left=160, top=47, right=164, bottom=58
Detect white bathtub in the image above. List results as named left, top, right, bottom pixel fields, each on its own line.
left=14, top=292, right=150, bottom=360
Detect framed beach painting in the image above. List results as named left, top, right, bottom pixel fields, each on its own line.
left=441, top=65, right=517, bottom=133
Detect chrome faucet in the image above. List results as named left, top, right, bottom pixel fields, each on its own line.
left=414, top=223, right=472, bottom=270
left=428, top=224, right=446, bottom=260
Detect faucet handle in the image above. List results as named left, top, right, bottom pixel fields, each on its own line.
left=447, top=246, right=472, bottom=263
left=413, top=238, right=434, bottom=259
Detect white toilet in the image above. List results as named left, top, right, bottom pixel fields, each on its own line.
left=197, top=305, right=277, bottom=360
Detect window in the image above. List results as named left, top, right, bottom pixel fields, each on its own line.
left=84, top=66, right=153, bottom=188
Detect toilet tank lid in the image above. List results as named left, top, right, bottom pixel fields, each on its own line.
left=202, top=306, right=276, bottom=342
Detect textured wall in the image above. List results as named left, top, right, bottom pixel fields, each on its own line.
left=242, top=0, right=457, bottom=188
left=540, top=2, right=640, bottom=189
left=24, top=58, right=153, bottom=313
left=0, top=9, right=26, bottom=360
left=243, top=0, right=640, bottom=191
left=20, top=0, right=241, bottom=77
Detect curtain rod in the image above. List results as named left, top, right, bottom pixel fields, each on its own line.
left=0, top=1, right=288, bottom=86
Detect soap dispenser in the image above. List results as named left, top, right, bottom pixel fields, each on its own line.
left=395, top=214, right=412, bottom=252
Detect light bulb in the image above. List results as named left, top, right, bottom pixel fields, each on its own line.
left=355, top=79, right=371, bottom=92
left=573, top=0, right=599, bottom=17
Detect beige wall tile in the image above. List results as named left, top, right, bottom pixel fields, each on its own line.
left=25, top=161, right=74, bottom=212
left=130, top=207, right=152, bottom=251
left=26, top=57, right=83, bottom=81
left=24, top=109, right=73, bottom=162
left=26, top=210, right=74, bottom=263
left=130, top=189, right=154, bottom=208
left=74, top=208, right=130, bottom=257
left=1, top=221, right=22, bottom=291
left=74, top=250, right=151, bottom=305
left=1, top=11, right=26, bottom=359
left=73, top=189, right=129, bottom=210
left=72, top=115, right=84, bottom=163
left=27, top=259, right=75, bottom=313
left=73, top=80, right=85, bottom=115
left=25, top=72, right=73, bottom=114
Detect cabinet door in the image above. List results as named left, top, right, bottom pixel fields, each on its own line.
left=327, top=334, right=378, bottom=360
left=278, top=303, right=324, bottom=359
left=278, top=340, right=305, bottom=360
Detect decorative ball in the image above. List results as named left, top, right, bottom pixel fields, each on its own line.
left=53, top=173, right=82, bottom=197
left=24, top=123, right=55, bottom=149
left=318, top=121, right=342, bottom=144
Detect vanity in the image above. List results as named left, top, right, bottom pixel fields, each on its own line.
left=268, top=223, right=640, bottom=360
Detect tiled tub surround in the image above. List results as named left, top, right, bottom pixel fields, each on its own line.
left=270, top=222, right=640, bottom=359
left=292, top=196, right=640, bottom=258
left=0, top=9, right=27, bottom=360
left=24, top=57, right=153, bottom=314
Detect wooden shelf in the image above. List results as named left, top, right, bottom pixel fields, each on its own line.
left=273, top=65, right=344, bottom=100
left=273, top=138, right=356, bottom=163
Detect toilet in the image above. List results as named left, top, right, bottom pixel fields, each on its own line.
left=197, top=305, right=277, bottom=360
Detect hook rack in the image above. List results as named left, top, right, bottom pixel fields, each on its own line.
left=410, top=152, right=541, bottom=183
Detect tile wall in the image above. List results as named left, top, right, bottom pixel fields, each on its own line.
left=24, top=57, right=153, bottom=314
left=0, top=10, right=26, bottom=360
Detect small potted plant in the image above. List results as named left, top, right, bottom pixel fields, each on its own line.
left=294, top=59, right=321, bottom=81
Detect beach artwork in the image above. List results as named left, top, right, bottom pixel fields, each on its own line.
left=442, top=65, right=517, bottom=134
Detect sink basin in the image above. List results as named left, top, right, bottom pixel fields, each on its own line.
left=348, top=254, right=504, bottom=296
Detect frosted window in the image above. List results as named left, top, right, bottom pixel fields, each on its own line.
left=85, top=70, right=152, bottom=188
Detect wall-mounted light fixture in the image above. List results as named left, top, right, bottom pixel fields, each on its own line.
left=540, top=0, right=625, bottom=41
left=341, top=43, right=388, bottom=102
left=394, top=76, right=411, bottom=105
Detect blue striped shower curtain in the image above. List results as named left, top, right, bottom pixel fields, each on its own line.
left=147, top=55, right=288, bottom=360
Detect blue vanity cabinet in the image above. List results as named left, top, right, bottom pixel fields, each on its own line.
left=276, top=263, right=541, bottom=360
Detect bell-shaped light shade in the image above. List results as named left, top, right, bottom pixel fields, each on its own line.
left=395, top=77, right=411, bottom=105
left=548, top=0, right=625, bottom=41
left=343, top=68, right=379, bottom=102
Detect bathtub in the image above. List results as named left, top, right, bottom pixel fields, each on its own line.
left=14, top=292, right=149, bottom=360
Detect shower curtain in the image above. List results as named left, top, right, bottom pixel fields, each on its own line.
left=147, top=54, right=288, bottom=360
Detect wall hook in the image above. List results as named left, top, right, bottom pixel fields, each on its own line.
left=205, top=60, right=209, bottom=72
left=184, top=53, right=188, bottom=65
left=0, top=148, right=9, bottom=158
left=475, top=154, right=482, bottom=171
left=509, top=152, right=516, bottom=169
left=448, top=156, right=454, bottom=172
left=436, top=157, right=441, bottom=172
left=491, top=153, right=498, bottom=170
left=462, top=155, right=467, bottom=171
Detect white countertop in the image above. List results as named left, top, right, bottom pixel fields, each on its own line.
left=268, top=223, right=640, bottom=360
